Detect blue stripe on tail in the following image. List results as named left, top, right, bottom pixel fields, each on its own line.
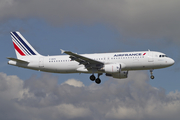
left=12, top=32, right=36, bottom=55
left=11, top=33, right=31, bottom=55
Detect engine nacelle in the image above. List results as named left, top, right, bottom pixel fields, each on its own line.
left=104, top=64, right=120, bottom=73
left=103, top=63, right=126, bottom=73
left=106, top=71, right=128, bottom=79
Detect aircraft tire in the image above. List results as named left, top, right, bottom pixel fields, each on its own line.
left=90, top=75, right=96, bottom=81
left=150, top=75, right=155, bottom=79
left=95, top=78, right=101, bottom=84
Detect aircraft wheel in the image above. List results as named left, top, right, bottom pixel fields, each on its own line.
left=150, top=75, right=155, bottom=79
left=95, top=78, right=101, bottom=84
left=90, top=75, right=96, bottom=81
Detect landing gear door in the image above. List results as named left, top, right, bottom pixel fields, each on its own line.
left=148, top=52, right=154, bottom=62
left=39, top=57, right=44, bottom=67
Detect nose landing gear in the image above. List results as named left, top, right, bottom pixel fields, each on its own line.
left=150, top=70, right=155, bottom=79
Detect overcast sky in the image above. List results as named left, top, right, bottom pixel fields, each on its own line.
left=0, top=0, right=180, bottom=120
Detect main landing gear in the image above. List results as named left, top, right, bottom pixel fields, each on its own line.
left=90, top=73, right=102, bottom=84
left=150, top=69, right=155, bottom=79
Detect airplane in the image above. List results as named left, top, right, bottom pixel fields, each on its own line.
left=7, top=31, right=175, bottom=84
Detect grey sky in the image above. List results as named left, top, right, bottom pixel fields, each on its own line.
left=1, top=0, right=180, bottom=42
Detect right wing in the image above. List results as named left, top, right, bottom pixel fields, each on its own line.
left=60, top=49, right=104, bottom=69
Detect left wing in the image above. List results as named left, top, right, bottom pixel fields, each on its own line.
left=60, top=49, right=104, bottom=69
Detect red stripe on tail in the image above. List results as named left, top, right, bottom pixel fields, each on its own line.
left=13, top=42, right=26, bottom=56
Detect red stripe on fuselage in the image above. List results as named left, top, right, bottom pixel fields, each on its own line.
left=13, top=42, right=25, bottom=56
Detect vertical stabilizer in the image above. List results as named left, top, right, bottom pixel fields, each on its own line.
left=10, top=31, right=42, bottom=59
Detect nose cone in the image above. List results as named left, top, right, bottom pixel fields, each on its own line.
left=169, top=58, right=175, bottom=66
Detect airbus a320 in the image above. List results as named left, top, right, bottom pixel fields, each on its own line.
left=8, top=32, right=175, bottom=84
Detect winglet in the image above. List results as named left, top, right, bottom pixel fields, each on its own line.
left=60, top=49, right=65, bottom=54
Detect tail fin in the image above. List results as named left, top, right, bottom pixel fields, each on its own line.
left=10, top=31, right=42, bottom=59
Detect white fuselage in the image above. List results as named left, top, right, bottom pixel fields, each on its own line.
left=8, top=31, right=175, bottom=83
left=8, top=51, right=175, bottom=74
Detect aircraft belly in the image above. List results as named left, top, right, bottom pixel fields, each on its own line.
left=124, top=59, right=154, bottom=70
left=43, top=61, right=79, bottom=73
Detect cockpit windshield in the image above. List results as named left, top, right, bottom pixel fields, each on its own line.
left=159, top=55, right=167, bottom=57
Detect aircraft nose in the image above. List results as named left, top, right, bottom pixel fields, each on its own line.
left=169, top=58, right=175, bottom=66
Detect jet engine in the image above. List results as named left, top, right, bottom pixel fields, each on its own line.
left=106, top=71, right=128, bottom=79
left=104, top=64, right=120, bottom=73
left=103, top=63, right=126, bottom=73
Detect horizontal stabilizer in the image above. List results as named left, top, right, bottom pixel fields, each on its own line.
left=7, top=57, right=29, bottom=63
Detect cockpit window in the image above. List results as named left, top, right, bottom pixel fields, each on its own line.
left=159, top=55, right=167, bottom=57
